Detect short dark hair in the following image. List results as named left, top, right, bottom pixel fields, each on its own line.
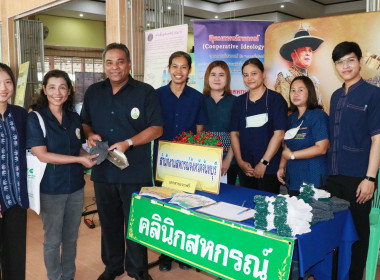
left=289, top=76, right=322, bottom=113
left=102, top=43, right=131, bottom=61
left=241, top=58, right=264, bottom=73
left=332, top=41, right=362, bottom=62
left=168, top=51, right=191, bottom=68
left=38, top=70, right=74, bottom=111
left=0, top=63, right=16, bottom=90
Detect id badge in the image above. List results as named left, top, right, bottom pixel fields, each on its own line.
left=246, top=113, right=268, bottom=128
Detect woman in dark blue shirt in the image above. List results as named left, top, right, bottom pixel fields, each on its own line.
left=277, top=76, right=329, bottom=195
left=27, top=70, right=97, bottom=280
left=231, top=58, right=287, bottom=193
left=0, top=63, right=28, bottom=280
left=203, top=61, right=238, bottom=184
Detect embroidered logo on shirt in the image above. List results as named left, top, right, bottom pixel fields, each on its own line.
left=75, top=128, right=81, bottom=139
left=131, top=107, right=140, bottom=119
left=295, top=132, right=306, bottom=139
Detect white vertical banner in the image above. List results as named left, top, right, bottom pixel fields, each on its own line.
left=144, top=24, right=188, bottom=89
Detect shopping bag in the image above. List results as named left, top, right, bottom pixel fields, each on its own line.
left=26, top=150, right=46, bottom=214
left=26, top=111, right=46, bottom=214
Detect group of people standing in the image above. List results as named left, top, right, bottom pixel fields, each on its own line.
left=0, top=40, right=379, bottom=280
left=231, top=42, right=380, bottom=280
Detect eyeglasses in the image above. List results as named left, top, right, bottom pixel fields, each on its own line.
left=334, top=57, right=357, bottom=66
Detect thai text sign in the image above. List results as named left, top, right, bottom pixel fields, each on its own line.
left=156, top=141, right=223, bottom=194
left=128, top=195, right=294, bottom=280
left=194, top=20, right=272, bottom=95
left=162, top=175, right=197, bottom=193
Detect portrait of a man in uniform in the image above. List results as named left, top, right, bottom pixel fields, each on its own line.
left=274, top=26, right=324, bottom=108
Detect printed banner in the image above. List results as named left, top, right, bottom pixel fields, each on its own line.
left=14, top=61, right=30, bottom=107
left=193, top=20, right=272, bottom=95
left=156, top=141, right=223, bottom=194
left=264, top=11, right=380, bottom=112
left=128, top=195, right=294, bottom=280
left=144, top=24, right=188, bottom=89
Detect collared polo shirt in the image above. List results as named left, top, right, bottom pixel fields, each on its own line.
left=81, top=76, right=164, bottom=184
left=27, top=107, right=85, bottom=194
left=204, top=94, right=236, bottom=157
left=285, top=109, right=329, bottom=190
left=230, top=89, right=287, bottom=174
left=156, top=83, right=208, bottom=141
left=0, top=105, right=28, bottom=213
left=328, top=78, right=380, bottom=177
left=204, top=94, right=236, bottom=133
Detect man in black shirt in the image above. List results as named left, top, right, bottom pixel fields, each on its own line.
left=81, top=43, right=163, bottom=280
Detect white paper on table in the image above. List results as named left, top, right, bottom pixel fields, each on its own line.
left=220, top=174, right=227, bottom=184
left=197, top=201, right=256, bottom=222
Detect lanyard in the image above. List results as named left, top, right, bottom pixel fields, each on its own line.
left=245, top=87, right=269, bottom=117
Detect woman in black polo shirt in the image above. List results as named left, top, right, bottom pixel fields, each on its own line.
left=27, top=70, right=97, bottom=280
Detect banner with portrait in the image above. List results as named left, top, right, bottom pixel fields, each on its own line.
left=194, top=20, right=272, bottom=95
left=264, top=11, right=380, bottom=112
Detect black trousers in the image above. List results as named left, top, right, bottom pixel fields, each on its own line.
left=327, top=175, right=373, bottom=280
left=237, top=170, right=281, bottom=194
left=227, top=164, right=240, bottom=185
left=94, top=182, right=149, bottom=276
left=0, top=204, right=27, bottom=280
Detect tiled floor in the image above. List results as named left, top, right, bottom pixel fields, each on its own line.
left=25, top=176, right=380, bottom=280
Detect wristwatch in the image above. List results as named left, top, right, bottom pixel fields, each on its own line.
left=290, top=153, right=296, bottom=160
left=260, top=159, right=269, bottom=166
left=365, top=176, right=376, bottom=182
left=126, top=139, right=134, bottom=150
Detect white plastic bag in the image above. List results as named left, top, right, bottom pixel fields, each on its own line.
left=26, top=111, right=46, bottom=214
left=26, top=150, right=46, bottom=214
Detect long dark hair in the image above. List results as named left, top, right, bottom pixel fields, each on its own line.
left=38, top=70, right=74, bottom=111
left=289, top=76, right=322, bottom=113
left=203, top=61, right=231, bottom=96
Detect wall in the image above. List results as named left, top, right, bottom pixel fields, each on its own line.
left=1, top=0, right=63, bottom=65
left=35, top=14, right=105, bottom=48
left=5, top=0, right=64, bottom=18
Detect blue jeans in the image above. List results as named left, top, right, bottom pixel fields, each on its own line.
left=40, top=188, right=84, bottom=280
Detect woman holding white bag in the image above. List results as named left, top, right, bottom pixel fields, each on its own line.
left=0, top=63, right=29, bottom=280
left=27, top=69, right=97, bottom=280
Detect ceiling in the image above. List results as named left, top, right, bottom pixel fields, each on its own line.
left=41, top=0, right=366, bottom=23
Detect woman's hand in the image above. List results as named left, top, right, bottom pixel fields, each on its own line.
left=282, top=146, right=292, bottom=160
left=238, top=160, right=255, bottom=177
left=277, top=168, right=286, bottom=185
left=79, top=154, right=98, bottom=168
left=253, top=162, right=266, bottom=178
left=221, top=158, right=231, bottom=176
